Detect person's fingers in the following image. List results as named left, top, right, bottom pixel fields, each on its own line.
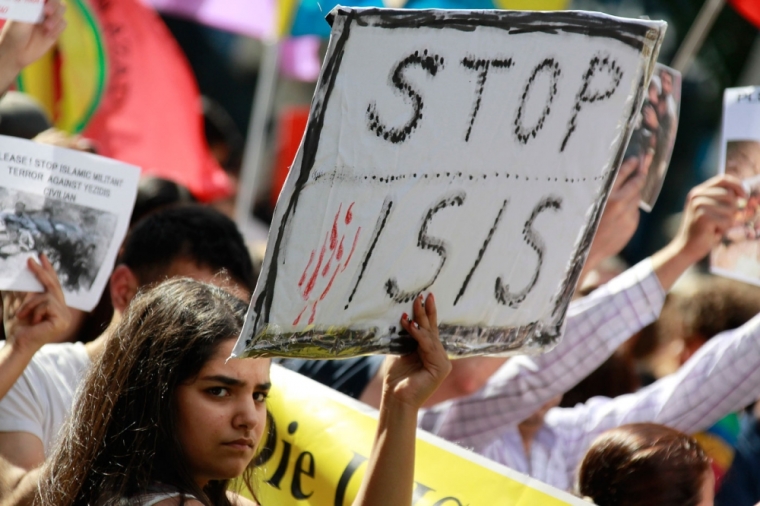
left=2, top=291, right=23, bottom=317
left=613, top=159, right=638, bottom=192
left=411, top=293, right=430, bottom=330
left=28, top=254, right=65, bottom=301
left=700, top=208, right=736, bottom=229
left=16, top=292, right=49, bottom=320
left=701, top=175, right=746, bottom=199
left=43, top=0, right=58, bottom=16
left=400, top=309, right=435, bottom=357
left=31, top=301, right=48, bottom=326
left=424, top=293, right=438, bottom=330
left=47, top=18, right=66, bottom=39
left=690, top=193, right=737, bottom=210
left=43, top=3, right=65, bottom=33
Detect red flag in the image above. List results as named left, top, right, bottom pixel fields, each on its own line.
left=729, top=0, right=760, bottom=28
left=19, top=0, right=231, bottom=202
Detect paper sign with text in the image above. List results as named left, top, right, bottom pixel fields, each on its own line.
left=712, top=86, right=760, bottom=285
left=234, top=8, right=665, bottom=359
left=0, top=135, right=139, bottom=311
left=0, top=0, right=44, bottom=23
left=241, top=366, right=590, bottom=506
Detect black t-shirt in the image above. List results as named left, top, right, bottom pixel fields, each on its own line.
left=276, top=356, right=384, bottom=399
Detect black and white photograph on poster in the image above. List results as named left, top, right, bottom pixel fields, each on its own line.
left=629, top=64, right=682, bottom=211
left=0, top=189, right=117, bottom=292
left=232, top=8, right=665, bottom=360
left=0, top=134, right=140, bottom=311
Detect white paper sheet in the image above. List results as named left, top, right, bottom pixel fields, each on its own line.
left=0, top=135, right=140, bottom=311
left=712, top=87, right=760, bottom=286
left=0, top=0, right=44, bottom=23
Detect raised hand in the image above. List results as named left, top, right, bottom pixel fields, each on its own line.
left=3, top=253, right=71, bottom=356
left=386, top=293, right=452, bottom=409
left=673, top=175, right=745, bottom=263
left=0, top=0, right=66, bottom=91
left=351, top=294, right=450, bottom=506
left=580, top=157, right=645, bottom=282
left=650, top=174, right=745, bottom=292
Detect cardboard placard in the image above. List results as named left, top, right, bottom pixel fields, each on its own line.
left=0, top=0, right=44, bottom=23
left=712, top=87, right=760, bottom=285
left=0, top=135, right=139, bottom=311
left=234, top=8, right=665, bottom=359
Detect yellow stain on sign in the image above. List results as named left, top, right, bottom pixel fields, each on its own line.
left=241, top=366, right=588, bottom=506
left=493, top=0, right=569, bottom=10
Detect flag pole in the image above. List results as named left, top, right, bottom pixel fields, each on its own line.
left=236, top=38, right=280, bottom=240
left=670, top=0, right=726, bottom=74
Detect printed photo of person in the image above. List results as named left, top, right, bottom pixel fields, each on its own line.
left=711, top=140, right=760, bottom=283
left=639, top=65, right=682, bottom=211
left=0, top=188, right=118, bottom=292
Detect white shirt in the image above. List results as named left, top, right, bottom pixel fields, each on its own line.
left=0, top=342, right=91, bottom=455
left=480, top=313, right=760, bottom=490
left=419, top=258, right=665, bottom=452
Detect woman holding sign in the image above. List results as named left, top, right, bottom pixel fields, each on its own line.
left=33, top=279, right=449, bottom=505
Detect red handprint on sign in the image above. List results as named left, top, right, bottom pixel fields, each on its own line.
left=293, top=202, right=361, bottom=325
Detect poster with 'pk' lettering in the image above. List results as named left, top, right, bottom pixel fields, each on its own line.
left=233, top=8, right=666, bottom=359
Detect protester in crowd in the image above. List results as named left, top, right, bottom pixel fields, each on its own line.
left=131, top=176, right=197, bottom=226
left=34, top=279, right=450, bottom=506
left=0, top=205, right=256, bottom=483
left=410, top=175, right=760, bottom=491
left=0, top=93, right=51, bottom=139
left=578, top=423, right=712, bottom=506
left=471, top=266, right=760, bottom=492
left=560, top=274, right=760, bottom=489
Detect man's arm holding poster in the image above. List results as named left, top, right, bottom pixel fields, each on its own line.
left=0, top=0, right=65, bottom=93
left=420, top=175, right=743, bottom=451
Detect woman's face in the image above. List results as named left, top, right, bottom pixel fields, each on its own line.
left=175, top=338, right=271, bottom=488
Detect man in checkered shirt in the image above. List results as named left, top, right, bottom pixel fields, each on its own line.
left=418, top=175, right=752, bottom=490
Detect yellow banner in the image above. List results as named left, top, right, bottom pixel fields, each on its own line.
left=247, top=366, right=588, bottom=505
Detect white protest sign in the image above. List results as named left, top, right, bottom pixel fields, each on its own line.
left=0, top=0, right=44, bottom=23
left=711, top=87, right=760, bottom=285
left=234, top=8, right=665, bottom=359
left=0, top=135, right=140, bottom=311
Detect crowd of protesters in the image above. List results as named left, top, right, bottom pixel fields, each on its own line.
left=1, top=2, right=760, bottom=506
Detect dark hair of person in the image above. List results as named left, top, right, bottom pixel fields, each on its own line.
left=130, top=177, right=196, bottom=226
left=559, top=350, right=639, bottom=408
left=35, top=279, right=257, bottom=506
left=578, top=423, right=710, bottom=506
left=678, top=275, right=760, bottom=344
left=202, top=96, right=243, bottom=174
left=119, top=204, right=256, bottom=293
